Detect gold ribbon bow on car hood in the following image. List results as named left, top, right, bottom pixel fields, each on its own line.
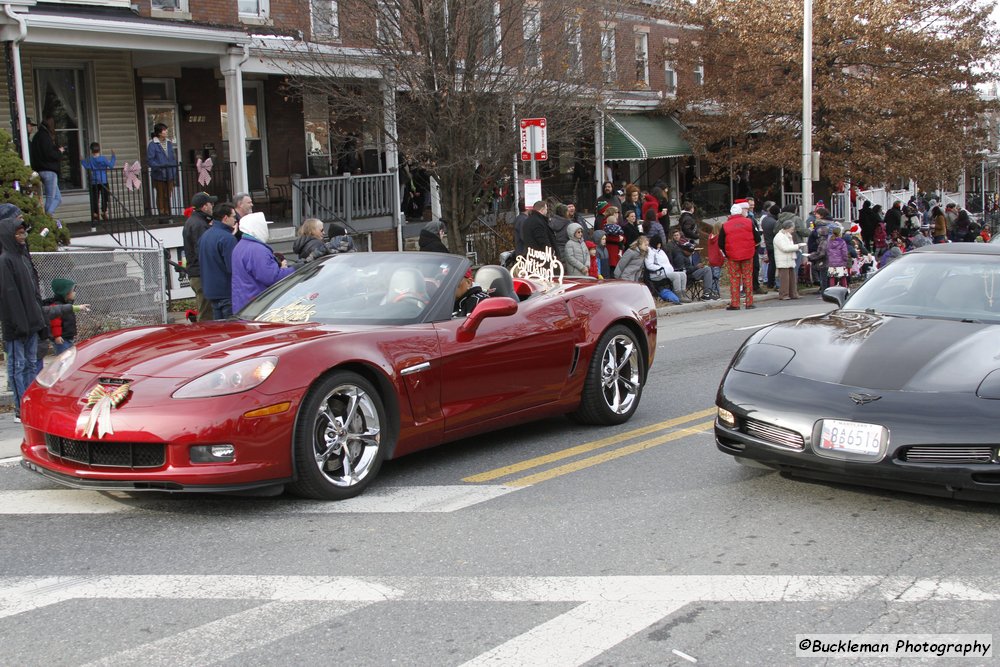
left=82, top=383, right=131, bottom=439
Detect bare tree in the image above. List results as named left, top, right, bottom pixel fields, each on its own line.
left=283, top=0, right=623, bottom=251
left=662, top=0, right=1000, bottom=189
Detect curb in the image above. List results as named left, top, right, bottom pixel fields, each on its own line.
left=656, top=286, right=823, bottom=317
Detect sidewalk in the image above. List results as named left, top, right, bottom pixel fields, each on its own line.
left=0, top=415, right=23, bottom=460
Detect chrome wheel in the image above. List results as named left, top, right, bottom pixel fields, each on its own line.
left=599, top=333, right=641, bottom=415
left=311, top=383, right=382, bottom=488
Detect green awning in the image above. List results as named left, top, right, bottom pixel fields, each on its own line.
left=603, top=114, right=692, bottom=161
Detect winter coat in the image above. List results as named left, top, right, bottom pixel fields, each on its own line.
left=0, top=217, right=46, bottom=341
left=678, top=211, right=699, bottom=242
left=719, top=214, right=757, bottom=261
left=641, top=193, right=660, bottom=221
left=808, top=234, right=829, bottom=270
left=199, top=223, right=239, bottom=301
left=30, top=126, right=62, bottom=173
left=932, top=213, right=948, bottom=239
left=293, top=235, right=327, bottom=262
left=772, top=230, right=799, bottom=269
left=592, top=230, right=610, bottom=278
left=646, top=219, right=667, bottom=248
left=664, top=240, right=691, bottom=275
left=760, top=213, right=778, bottom=249
left=548, top=214, right=572, bottom=253
left=561, top=223, right=589, bottom=276
left=614, top=247, right=644, bottom=281
left=621, top=221, right=642, bottom=249
left=707, top=233, right=724, bottom=267
left=826, top=236, right=850, bottom=269
left=884, top=205, right=904, bottom=236
left=602, top=224, right=624, bottom=268
left=43, top=294, right=77, bottom=341
left=419, top=221, right=450, bottom=253
left=182, top=210, right=212, bottom=278
left=146, top=138, right=177, bottom=182
left=523, top=211, right=556, bottom=253
left=778, top=211, right=807, bottom=244
left=81, top=154, right=116, bottom=186
left=231, top=235, right=295, bottom=313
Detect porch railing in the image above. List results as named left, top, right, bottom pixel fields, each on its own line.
left=90, top=162, right=235, bottom=221
left=292, top=172, right=397, bottom=228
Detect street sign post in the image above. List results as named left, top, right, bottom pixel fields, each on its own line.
left=520, top=118, right=547, bottom=181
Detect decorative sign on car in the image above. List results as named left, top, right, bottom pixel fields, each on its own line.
left=80, top=382, right=131, bottom=439
left=258, top=299, right=317, bottom=324
left=512, top=246, right=564, bottom=285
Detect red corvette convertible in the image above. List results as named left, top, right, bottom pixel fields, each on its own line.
left=20, top=252, right=656, bottom=500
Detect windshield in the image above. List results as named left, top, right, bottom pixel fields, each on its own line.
left=845, top=252, right=1000, bottom=322
left=238, top=252, right=464, bottom=325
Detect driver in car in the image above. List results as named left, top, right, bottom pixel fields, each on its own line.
left=453, top=268, right=490, bottom=316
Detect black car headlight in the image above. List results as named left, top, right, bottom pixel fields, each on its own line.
left=732, top=344, right=795, bottom=377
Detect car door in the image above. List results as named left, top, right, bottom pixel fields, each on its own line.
left=434, top=292, right=578, bottom=436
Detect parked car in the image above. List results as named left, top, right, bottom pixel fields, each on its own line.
left=715, top=244, right=1000, bottom=502
left=21, top=252, right=656, bottom=500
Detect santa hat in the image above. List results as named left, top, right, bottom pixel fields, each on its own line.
left=730, top=204, right=745, bottom=215
left=848, top=223, right=861, bottom=235
left=734, top=198, right=750, bottom=209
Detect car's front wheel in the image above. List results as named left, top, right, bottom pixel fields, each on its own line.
left=288, top=371, right=388, bottom=500
left=570, top=325, right=644, bottom=425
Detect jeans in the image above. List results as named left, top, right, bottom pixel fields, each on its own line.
left=39, top=170, right=62, bottom=215
left=6, top=335, right=38, bottom=416
left=52, top=338, right=74, bottom=355
left=211, top=298, right=233, bottom=320
left=709, top=266, right=722, bottom=295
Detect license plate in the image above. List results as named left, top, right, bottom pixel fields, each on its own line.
left=819, top=419, right=883, bottom=456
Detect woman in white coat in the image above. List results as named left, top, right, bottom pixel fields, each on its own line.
left=773, top=219, right=802, bottom=300
left=562, top=222, right=589, bottom=277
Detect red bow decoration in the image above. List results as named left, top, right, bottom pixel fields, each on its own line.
left=123, top=162, right=141, bottom=191
left=196, top=158, right=213, bottom=187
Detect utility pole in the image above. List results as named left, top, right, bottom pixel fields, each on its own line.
left=801, top=0, right=813, bottom=218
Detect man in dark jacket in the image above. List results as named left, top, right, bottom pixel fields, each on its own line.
left=665, top=228, right=714, bottom=299
left=0, top=206, right=77, bottom=421
left=884, top=201, right=904, bottom=238
left=418, top=220, right=450, bottom=253
left=760, top=202, right=780, bottom=289
left=31, top=116, right=64, bottom=215
left=182, top=191, right=217, bottom=322
left=522, top=201, right=556, bottom=253
left=548, top=204, right=572, bottom=256
left=199, top=203, right=239, bottom=320
left=677, top=201, right=699, bottom=243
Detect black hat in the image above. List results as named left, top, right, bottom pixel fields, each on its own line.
left=192, top=192, right=218, bottom=208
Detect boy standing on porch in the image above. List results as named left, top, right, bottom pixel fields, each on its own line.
left=81, top=142, right=116, bottom=227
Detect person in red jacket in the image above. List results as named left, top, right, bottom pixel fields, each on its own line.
left=585, top=240, right=600, bottom=278
left=706, top=222, right=724, bottom=299
left=603, top=213, right=624, bottom=274
left=718, top=204, right=761, bottom=310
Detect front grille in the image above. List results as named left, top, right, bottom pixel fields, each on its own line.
left=900, top=446, right=994, bottom=465
left=45, top=434, right=165, bottom=469
left=743, top=417, right=805, bottom=451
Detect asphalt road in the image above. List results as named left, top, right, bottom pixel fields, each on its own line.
left=3, top=297, right=1000, bottom=666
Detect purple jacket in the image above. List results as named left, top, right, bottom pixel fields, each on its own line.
left=826, top=236, right=850, bottom=268
left=231, top=236, right=295, bottom=313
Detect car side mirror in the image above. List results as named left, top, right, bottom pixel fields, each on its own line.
left=822, top=286, right=849, bottom=308
left=457, top=297, right=517, bottom=342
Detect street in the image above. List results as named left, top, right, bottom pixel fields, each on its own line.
left=3, top=297, right=1000, bottom=666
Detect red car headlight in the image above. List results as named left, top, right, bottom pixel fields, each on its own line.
left=36, top=346, right=77, bottom=388
left=172, top=357, right=278, bottom=399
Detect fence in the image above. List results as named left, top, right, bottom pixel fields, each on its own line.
left=88, top=162, right=235, bottom=221
left=464, top=214, right=514, bottom=266
left=32, top=247, right=168, bottom=343
left=292, top=173, right=397, bottom=230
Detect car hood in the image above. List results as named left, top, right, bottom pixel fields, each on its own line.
left=760, top=311, right=1000, bottom=392
left=76, top=321, right=360, bottom=378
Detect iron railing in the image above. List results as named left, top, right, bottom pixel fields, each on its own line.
left=88, top=162, right=235, bottom=221
left=292, top=172, right=397, bottom=229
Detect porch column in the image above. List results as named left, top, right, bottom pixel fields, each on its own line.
left=1, top=9, right=29, bottom=164
left=381, top=79, right=403, bottom=251
left=220, top=47, right=249, bottom=195
left=594, top=113, right=604, bottom=199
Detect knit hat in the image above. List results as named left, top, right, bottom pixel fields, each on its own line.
left=0, top=203, right=23, bottom=221
left=52, top=278, right=75, bottom=298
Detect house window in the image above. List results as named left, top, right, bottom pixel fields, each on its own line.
left=523, top=4, right=541, bottom=69
left=664, top=61, right=676, bottom=94
left=33, top=66, right=93, bottom=192
left=238, top=0, right=269, bottom=19
left=634, top=32, right=648, bottom=87
left=311, top=0, right=340, bottom=40
left=600, top=27, right=616, bottom=85
left=304, top=95, right=332, bottom=177
left=567, top=17, right=582, bottom=77
left=693, top=60, right=704, bottom=86
left=376, top=0, right=401, bottom=43
left=151, top=0, right=187, bottom=10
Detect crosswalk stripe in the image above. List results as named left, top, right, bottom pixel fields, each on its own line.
left=80, top=600, right=371, bottom=667
left=460, top=600, right=687, bottom=667
left=0, top=485, right=520, bottom=515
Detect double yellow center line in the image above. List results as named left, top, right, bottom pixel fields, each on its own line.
left=463, top=408, right=717, bottom=487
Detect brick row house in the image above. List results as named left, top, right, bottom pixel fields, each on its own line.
left=0, top=0, right=707, bottom=230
